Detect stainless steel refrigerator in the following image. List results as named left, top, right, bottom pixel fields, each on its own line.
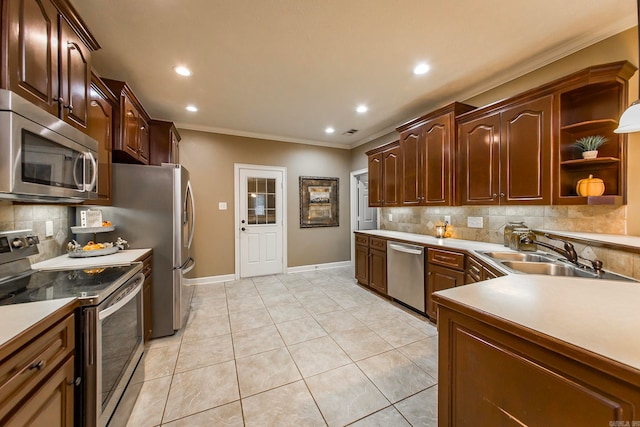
left=102, top=163, right=195, bottom=338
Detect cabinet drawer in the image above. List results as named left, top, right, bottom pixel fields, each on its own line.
left=428, top=248, right=465, bottom=270
left=370, top=237, right=387, bottom=251
left=0, top=314, right=75, bottom=420
left=355, top=234, right=369, bottom=246
left=466, top=257, right=483, bottom=282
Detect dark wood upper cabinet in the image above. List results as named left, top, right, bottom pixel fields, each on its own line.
left=382, top=145, right=401, bottom=207
left=398, top=102, right=475, bottom=206
left=458, top=97, right=551, bottom=205
left=458, top=112, right=501, bottom=205
left=2, top=0, right=99, bottom=131
left=102, top=79, right=152, bottom=165
left=150, top=120, right=181, bottom=166
left=86, top=71, right=116, bottom=205
left=368, top=153, right=383, bottom=207
left=366, top=141, right=400, bottom=207
left=501, top=96, right=552, bottom=204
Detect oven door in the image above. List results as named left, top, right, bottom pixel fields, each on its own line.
left=0, top=91, right=98, bottom=202
left=95, top=273, right=144, bottom=427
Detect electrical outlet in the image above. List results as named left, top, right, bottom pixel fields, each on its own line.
left=45, top=220, right=53, bottom=237
left=444, top=215, right=451, bottom=224
left=467, top=216, right=484, bottom=228
left=388, top=213, right=393, bottom=222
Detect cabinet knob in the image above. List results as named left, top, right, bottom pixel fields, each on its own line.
left=492, top=193, right=497, bottom=199
left=54, top=96, right=63, bottom=104
left=63, top=104, right=73, bottom=112
left=29, top=360, right=46, bottom=371
left=140, top=126, right=146, bottom=130
left=500, top=192, right=505, bottom=198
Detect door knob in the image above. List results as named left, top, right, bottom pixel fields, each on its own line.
left=241, top=219, right=246, bottom=224
left=241, top=227, right=246, bottom=231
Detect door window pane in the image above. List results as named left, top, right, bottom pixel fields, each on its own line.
left=246, top=177, right=276, bottom=224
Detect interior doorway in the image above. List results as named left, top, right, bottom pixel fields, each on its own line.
left=235, top=164, right=287, bottom=278
left=350, top=168, right=378, bottom=265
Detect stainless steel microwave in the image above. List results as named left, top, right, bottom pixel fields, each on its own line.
left=0, top=89, right=98, bottom=203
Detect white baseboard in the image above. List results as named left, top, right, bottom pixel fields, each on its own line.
left=287, top=260, right=352, bottom=274
left=184, top=261, right=352, bottom=284
left=183, top=274, right=236, bottom=285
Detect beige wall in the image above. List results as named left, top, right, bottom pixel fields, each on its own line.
left=179, top=130, right=352, bottom=278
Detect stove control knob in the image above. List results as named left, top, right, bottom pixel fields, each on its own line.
left=12, top=238, right=25, bottom=249
left=26, top=236, right=39, bottom=245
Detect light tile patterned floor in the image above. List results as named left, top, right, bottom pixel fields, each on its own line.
left=109, top=267, right=439, bottom=427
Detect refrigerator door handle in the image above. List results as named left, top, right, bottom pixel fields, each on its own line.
left=185, top=180, right=196, bottom=249
left=176, top=256, right=195, bottom=273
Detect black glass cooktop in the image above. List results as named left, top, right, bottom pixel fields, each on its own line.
left=0, top=264, right=140, bottom=306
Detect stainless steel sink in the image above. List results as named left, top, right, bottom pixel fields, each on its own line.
left=482, top=251, right=555, bottom=263
left=500, top=261, right=596, bottom=277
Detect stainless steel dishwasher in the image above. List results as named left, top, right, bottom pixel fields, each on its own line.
left=387, top=241, right=425, bottom=313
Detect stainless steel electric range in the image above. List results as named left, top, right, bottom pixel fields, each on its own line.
left=0, top=229, right=144, bottom=427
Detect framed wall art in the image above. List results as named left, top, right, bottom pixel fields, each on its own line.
left=299, top=176, right=339, bottom=228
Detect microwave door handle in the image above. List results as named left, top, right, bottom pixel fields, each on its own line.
left=72, top=154, right=83, bottom=190
left=86, top=152, right=97, bottom=191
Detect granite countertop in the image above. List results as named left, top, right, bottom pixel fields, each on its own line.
left=434, top=275, right=640, bottom=372
left=0, top=298, right=76, bottom=347
left=31, top=248, right=152, bottom=270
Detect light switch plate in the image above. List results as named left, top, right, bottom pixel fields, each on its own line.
left=218, top=202, right=227, bottom=210
left=467, top=216, right=483, bottom=228
left=388, top=213, right=393, bottom=222
left=45, top=220, right=54, bottom=237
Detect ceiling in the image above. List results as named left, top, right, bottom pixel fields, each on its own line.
left=70, top=0, right=636, bottom=149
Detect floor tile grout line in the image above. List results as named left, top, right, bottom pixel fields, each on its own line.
left=226, top=282, right=248, bottom=426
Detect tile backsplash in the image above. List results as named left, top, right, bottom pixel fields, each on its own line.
left=0, top=201, right=73, bottom=263
left=380, top=205, right=640, bottom=279
left=380, top=205, right=627, bottom=242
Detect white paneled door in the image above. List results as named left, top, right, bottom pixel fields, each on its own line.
left=238, top=166, right=285, bottom=277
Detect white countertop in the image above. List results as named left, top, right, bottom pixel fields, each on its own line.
left=0, top=298, right=76, bottom=347
left=31, top=248, right=151, bottom=270
left=435, top=275, right=640, bottom=372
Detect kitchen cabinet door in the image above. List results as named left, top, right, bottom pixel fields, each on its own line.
left=59, top=16, right=91, bottom=131
left=500, top=96, right=552, bottom=204
left=368, top=153, right=383, bottom=207
left=382, top=145, right=401, bottom=207
left=355, top=244, right=369, bottom=285
left=121, top=92, right=141, bottom=159
left=138, top=114, right=150, bottom=164
left=423, top=117, right=450, bottom=205
left=369, top=246, right=387, bottom=295
left=426, top=264, right=465, bottom=319
left=150, top=120, right=181, bottom=166
left=86, top=74, right=114, bottom=205
left=4, top=0, right=60, bottom=116
left=400, top=127, right=422, bottom=205
left=458, top=112, right=501, bottom=205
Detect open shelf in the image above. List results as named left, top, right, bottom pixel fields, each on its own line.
left=560, top=157, right=620, bottom=167
left=560, top=119, right=618, bottom=132
left=556, top=195, right=623, bottom=206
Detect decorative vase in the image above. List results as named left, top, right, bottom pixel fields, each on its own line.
left=582, top=150, right=598, bottom=159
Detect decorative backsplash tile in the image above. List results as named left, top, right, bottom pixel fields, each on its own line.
left=0, top=201, right=73, bottom=263
left=381, top=205, right=640, bottom=279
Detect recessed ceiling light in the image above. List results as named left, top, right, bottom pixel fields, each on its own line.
left=174, top=66, right=192, bottom=76
left=413, top=63, right=430, bottom=75
left=325, top=127, right=335, bottom=134
left=186, top=105, right=198, bottom=112
left=356, top=105, right=368, bottom=113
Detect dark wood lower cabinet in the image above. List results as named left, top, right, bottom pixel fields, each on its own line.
left=369, top=248, right=387, bottom=295
left=426, top=264, right=465, bottom=319
left=355, top=243, right=369, bottom=285
left=436, top=303, right=640, bottom=426
left=136, top=250, right=153, bottom=343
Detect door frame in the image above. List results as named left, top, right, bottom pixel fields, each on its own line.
left=234, top=163, right=288, bottom=279
left=350, top=167, right=379, bottom=266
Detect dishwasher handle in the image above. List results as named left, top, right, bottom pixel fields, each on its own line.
left=388, top=243, right=423, bottom=255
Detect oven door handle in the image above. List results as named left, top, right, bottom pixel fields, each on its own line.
left=98, top=273, right=144, bottom=321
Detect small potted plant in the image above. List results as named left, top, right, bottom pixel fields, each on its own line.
left=574, top=135, right=608, bottom=159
